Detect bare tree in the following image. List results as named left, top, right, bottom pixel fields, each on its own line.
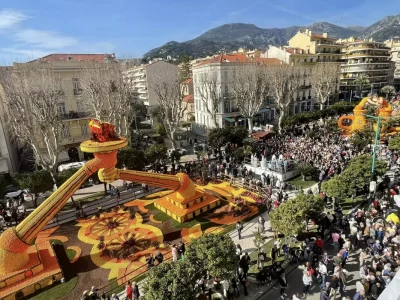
left=196, top=70, right=221, bottom=128
left=310, top=63, right=340, bottom=110
left=266, top=64, right=304, bottom=133
left=151, top=68, right=187, bottom=149
left=0, top=65, right=64, bottom=185
left=79, top=62, right=134, bottom=137
left=230, top=63, right=270, bottom=132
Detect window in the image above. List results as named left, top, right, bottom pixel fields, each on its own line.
left=224, top=85, right=228, bottom=94
left=224, top=71, right=228, bottom=80
left=224, top=101, right=230, bottom=113
left=72, top=78, right=80, bottom=90
left=81, top=124, right=88, bottom=136
left=57, top=103, right=66, bottom=115
left=62, top=125, right=70, bottom=138
left=76, top=101, right=85, bottom=113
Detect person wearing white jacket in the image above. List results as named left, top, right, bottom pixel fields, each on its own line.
left=302, top=270, right=313, bottom=296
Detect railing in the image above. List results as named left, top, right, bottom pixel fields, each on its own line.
left=60, top=111, right=91, bottom=120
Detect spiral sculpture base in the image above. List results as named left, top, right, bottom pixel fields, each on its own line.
left=0, top=136, right=128, bottom=299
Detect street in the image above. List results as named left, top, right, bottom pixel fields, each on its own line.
left=259, top=241, right=362, bottom=299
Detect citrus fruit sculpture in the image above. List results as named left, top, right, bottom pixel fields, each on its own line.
left=0, top=119, right=216, bottom=299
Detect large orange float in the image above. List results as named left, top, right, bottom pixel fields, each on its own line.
left=338, top=95, right=400, bottom=135
left=0, top=119, right=220, bottom=299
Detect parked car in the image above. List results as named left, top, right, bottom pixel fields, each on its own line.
left=193, top=143, right=207, bottom=153
left=167, top=148, right=187, bottom=156
left=5, top=185, right=24, bottom=199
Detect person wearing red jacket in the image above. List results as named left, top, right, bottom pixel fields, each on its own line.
left=315, top=236, right=324, bottom=255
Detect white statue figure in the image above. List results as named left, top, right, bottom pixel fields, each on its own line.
left=261, top=155, right=267, bottom=170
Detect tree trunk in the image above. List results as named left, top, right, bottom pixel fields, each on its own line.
left=49, top=170, right=58, bottom=191
left=278, top=112, right=285, bottom=134
left=320, top=102, right=324, bottom=110
left=247, top=118, right=253, bottom=133
left=34, top=193, right=38, bottom=208
left=104, top=182, right=108, bottom=195
left=70, top=196, right=76, bottom=206
left=213, top=115, right=219, bottom=128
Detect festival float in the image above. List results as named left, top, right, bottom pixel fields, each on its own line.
left=0, top=119, right=233, bottom=299
left=338, top=94, right=400, bottom=136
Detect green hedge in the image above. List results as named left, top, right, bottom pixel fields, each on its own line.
left=282, top=101, right=356, bottom=128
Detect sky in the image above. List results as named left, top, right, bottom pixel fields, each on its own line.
left=0, top=0, right=399, bottom=63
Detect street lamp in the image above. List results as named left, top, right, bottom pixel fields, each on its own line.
left=365, top=114, right=382, bottom=200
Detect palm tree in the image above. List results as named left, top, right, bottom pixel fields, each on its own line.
left=354, top=75, right=370, bottom=98
left=381, top=85, right=396, bottom=100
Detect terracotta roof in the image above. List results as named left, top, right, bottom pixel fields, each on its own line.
left=312, top=34, right=335, bottom=40
left=195, top=53, right=281, bottom=66
left=285, top=47, right=303, bottom=54
left=183, top=78, right=193, bottom=84
left=183, top=94, right=194, bottom=103
left=29, top=53, right=116, bottom=63
left=155, top=194, right=219, bottom=217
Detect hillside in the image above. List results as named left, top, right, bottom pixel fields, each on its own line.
left=144, top=14, right=400, bottom=59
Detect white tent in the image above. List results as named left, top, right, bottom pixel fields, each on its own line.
left=378, top=269, right=400, bottom=300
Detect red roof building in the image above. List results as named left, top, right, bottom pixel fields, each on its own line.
left=29, top=53, right=117, bottom=63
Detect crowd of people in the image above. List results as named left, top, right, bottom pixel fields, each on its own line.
left=0, top=198, right=26, bottom=230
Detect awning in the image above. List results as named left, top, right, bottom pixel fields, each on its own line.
left=224, top=116, right=245, bottom=122
left=251, top=131, right=273, bottom=140
left=258, top=108, right=271, bottom=113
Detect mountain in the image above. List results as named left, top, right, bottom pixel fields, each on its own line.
left=346, top=25, right=367, bottom=33
left=362, top=15, right=400, bottom=41
left=144, top=14, right=400, bottom=59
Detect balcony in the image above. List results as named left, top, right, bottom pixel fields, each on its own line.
left=341, top=66, right=390, bottom=72
left=344, top=52, right=390, bottom=58
left=60, top=111, right=91, bottom=120
left=300, top=84, right=311, bottom=89
left=59, top=134, right=91, bottom=146
left=73, top=88, right=82, bottom=96
left=316, top=49, right=341, bottom=54
left=346, top=45, right=390, bottom=51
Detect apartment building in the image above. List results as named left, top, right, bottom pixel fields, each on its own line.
left=192, top=53, right=280, bottom=132
left=11, top=53, right=117, bottom=163
left=123, top=60, right=179, bottom=107
left=386, top=39, right=400, bottom=90
left=338, top=38, right=394, bottom=99
left=289, top=29, right=343, bottom=62
left=264, top=29, right=342, bottom=113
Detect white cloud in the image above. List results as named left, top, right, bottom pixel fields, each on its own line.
left=0, top=10, right=27, bottom=30
left=14, top=29, right=78, bottom=49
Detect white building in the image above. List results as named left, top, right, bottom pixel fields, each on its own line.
left=0, top=71, right=19, bottom=174
left=339, top=38, right=394, bottom=98
left=123, top=60, right=178, bottom=108
left=192, top=53, right=280, bottom=132
left=386, top=39, right=400, bottom=90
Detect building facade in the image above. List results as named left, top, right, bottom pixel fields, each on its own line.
left=386, top=39, right=400, bottom=90
left=181, top=78, right=194, bottom=121
left=124, top=60, right=179, bottom=108
left=192, top=53, right=280, bottom=132
left=339, top=39, right=394, bottom=99
left=11, top=53, right=117, bottom=163
left=264, top=29, right=342, bottom=113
